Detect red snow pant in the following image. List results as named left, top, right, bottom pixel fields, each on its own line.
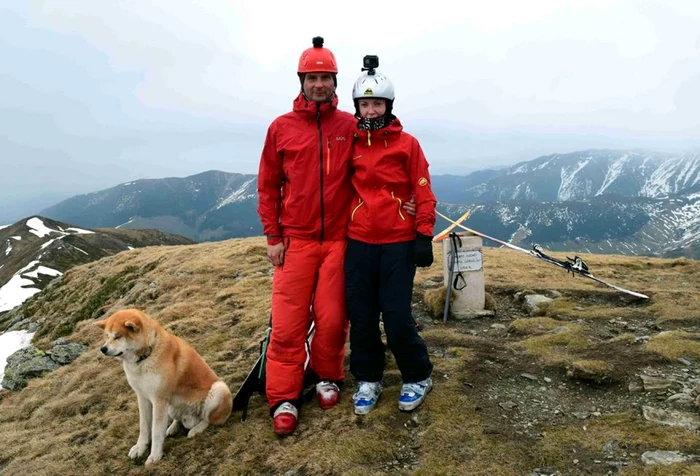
left=265, top=238, right=349, bottom=408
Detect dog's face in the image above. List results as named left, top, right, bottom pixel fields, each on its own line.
left=95, top=310, right=151, bottom=361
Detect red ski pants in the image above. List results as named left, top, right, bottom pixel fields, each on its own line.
left=266, top=238, right=349, bottom=408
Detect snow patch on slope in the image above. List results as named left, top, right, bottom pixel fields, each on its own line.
left=216, top=178, right=257, bottom=209
left=558, top=158, right=592, bottom=201
left=641, top=154, right=700, bottom=197
left=27, top=217, right=58, bottom=238
left=596, top=154, right=629, bottom=196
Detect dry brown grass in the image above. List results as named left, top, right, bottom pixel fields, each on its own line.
left=484, top=292, right=497, bottom=311
left=650, top=292, right=700, bottom=325
left=508, top=317, right=583, bottom=335
left=510, top=325, right=592, bottom=366
left=609, top=333, right=637, bottom=343
left=489, top=250, right=698, bottom=306
left=645, top=331, right=700, bottom=360
left=423, top=287, right=447, bottom=319
left=566, top=359, right=615, bottom=384
left=539, top=412, right=700, bottom=473
left=419, top=328, right=482, bottom=349
left=1, top=238, right=699, bottom=475
left=543, top=297, right=645, bottom=322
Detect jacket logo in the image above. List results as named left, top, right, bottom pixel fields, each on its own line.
left=418, top=177, right=428, bottom=187
left=336, top=136, right=347, bottom=141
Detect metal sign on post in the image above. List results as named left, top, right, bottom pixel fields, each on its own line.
left=453, top=249, right=483, bottom=272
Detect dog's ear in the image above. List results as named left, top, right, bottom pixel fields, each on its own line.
left=125, top=321, right=140, bottom=333
left=95, top=319, right=107, bottom=329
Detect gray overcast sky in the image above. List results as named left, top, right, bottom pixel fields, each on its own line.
left=2, top=0, right=700, bottom=221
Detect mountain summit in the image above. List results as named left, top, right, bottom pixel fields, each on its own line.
left=0, top=216, right=193, bottom=315
left=41, top=170, right=259, bottom=242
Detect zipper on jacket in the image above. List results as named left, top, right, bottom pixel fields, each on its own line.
left=391, top=191, right=406, bottom=221
left=316, top=104, right=325, bottom=241
left=326, top=137, right=331, bottom=175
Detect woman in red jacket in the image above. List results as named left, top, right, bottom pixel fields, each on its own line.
left=345, top=60, right=436, bottom=415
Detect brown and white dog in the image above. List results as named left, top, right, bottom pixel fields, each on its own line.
left=96, top=309, right=232, bottom=466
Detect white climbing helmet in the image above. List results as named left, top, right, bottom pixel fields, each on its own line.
left=352, top=71, right=395, bottom=101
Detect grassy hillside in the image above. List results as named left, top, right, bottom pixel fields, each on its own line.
left=0, top=217, right=194, bottom=309
left=1, top=238, right=699, bottom=475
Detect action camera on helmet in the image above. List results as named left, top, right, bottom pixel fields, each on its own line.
left=362, top=55, right=379, bottom=74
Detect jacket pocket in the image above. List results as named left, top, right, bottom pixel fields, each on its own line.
left=284, top=182, right=292, bottom=213
left=351, top=199, right=364, bottom=222
left=391, top=191, right=406, bottom=221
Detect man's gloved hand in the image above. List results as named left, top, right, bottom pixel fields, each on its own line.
left=413, top=233, right=434, bottom=267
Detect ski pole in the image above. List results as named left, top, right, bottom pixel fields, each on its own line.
left=443, top=233, right=457, bottom=324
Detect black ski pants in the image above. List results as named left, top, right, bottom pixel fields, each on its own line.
left=345, top=238, right=433, bottom=383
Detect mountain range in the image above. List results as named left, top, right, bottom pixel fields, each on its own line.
left=41, top=171, right=259, bottom=242
left=36, top=149, right=700, bottom=258
left=0, top=216, right=194, bottom=315
left=453, top=149, right=700, bottom=203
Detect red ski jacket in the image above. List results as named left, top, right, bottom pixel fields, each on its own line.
left=348, top=119, right=436, bottom=244
left=257, top=94, right=356, bottom=245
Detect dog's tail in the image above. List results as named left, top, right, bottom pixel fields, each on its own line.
left=207, top=380, right=233, bottom=426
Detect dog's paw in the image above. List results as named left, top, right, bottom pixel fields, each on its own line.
left=128, top=443, right=148, bottom=460
left=186, top=421, right=209, bottom=438
left=145, top=451, right=163, bottom=467
left=166, top=420, right=180, bottom=437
